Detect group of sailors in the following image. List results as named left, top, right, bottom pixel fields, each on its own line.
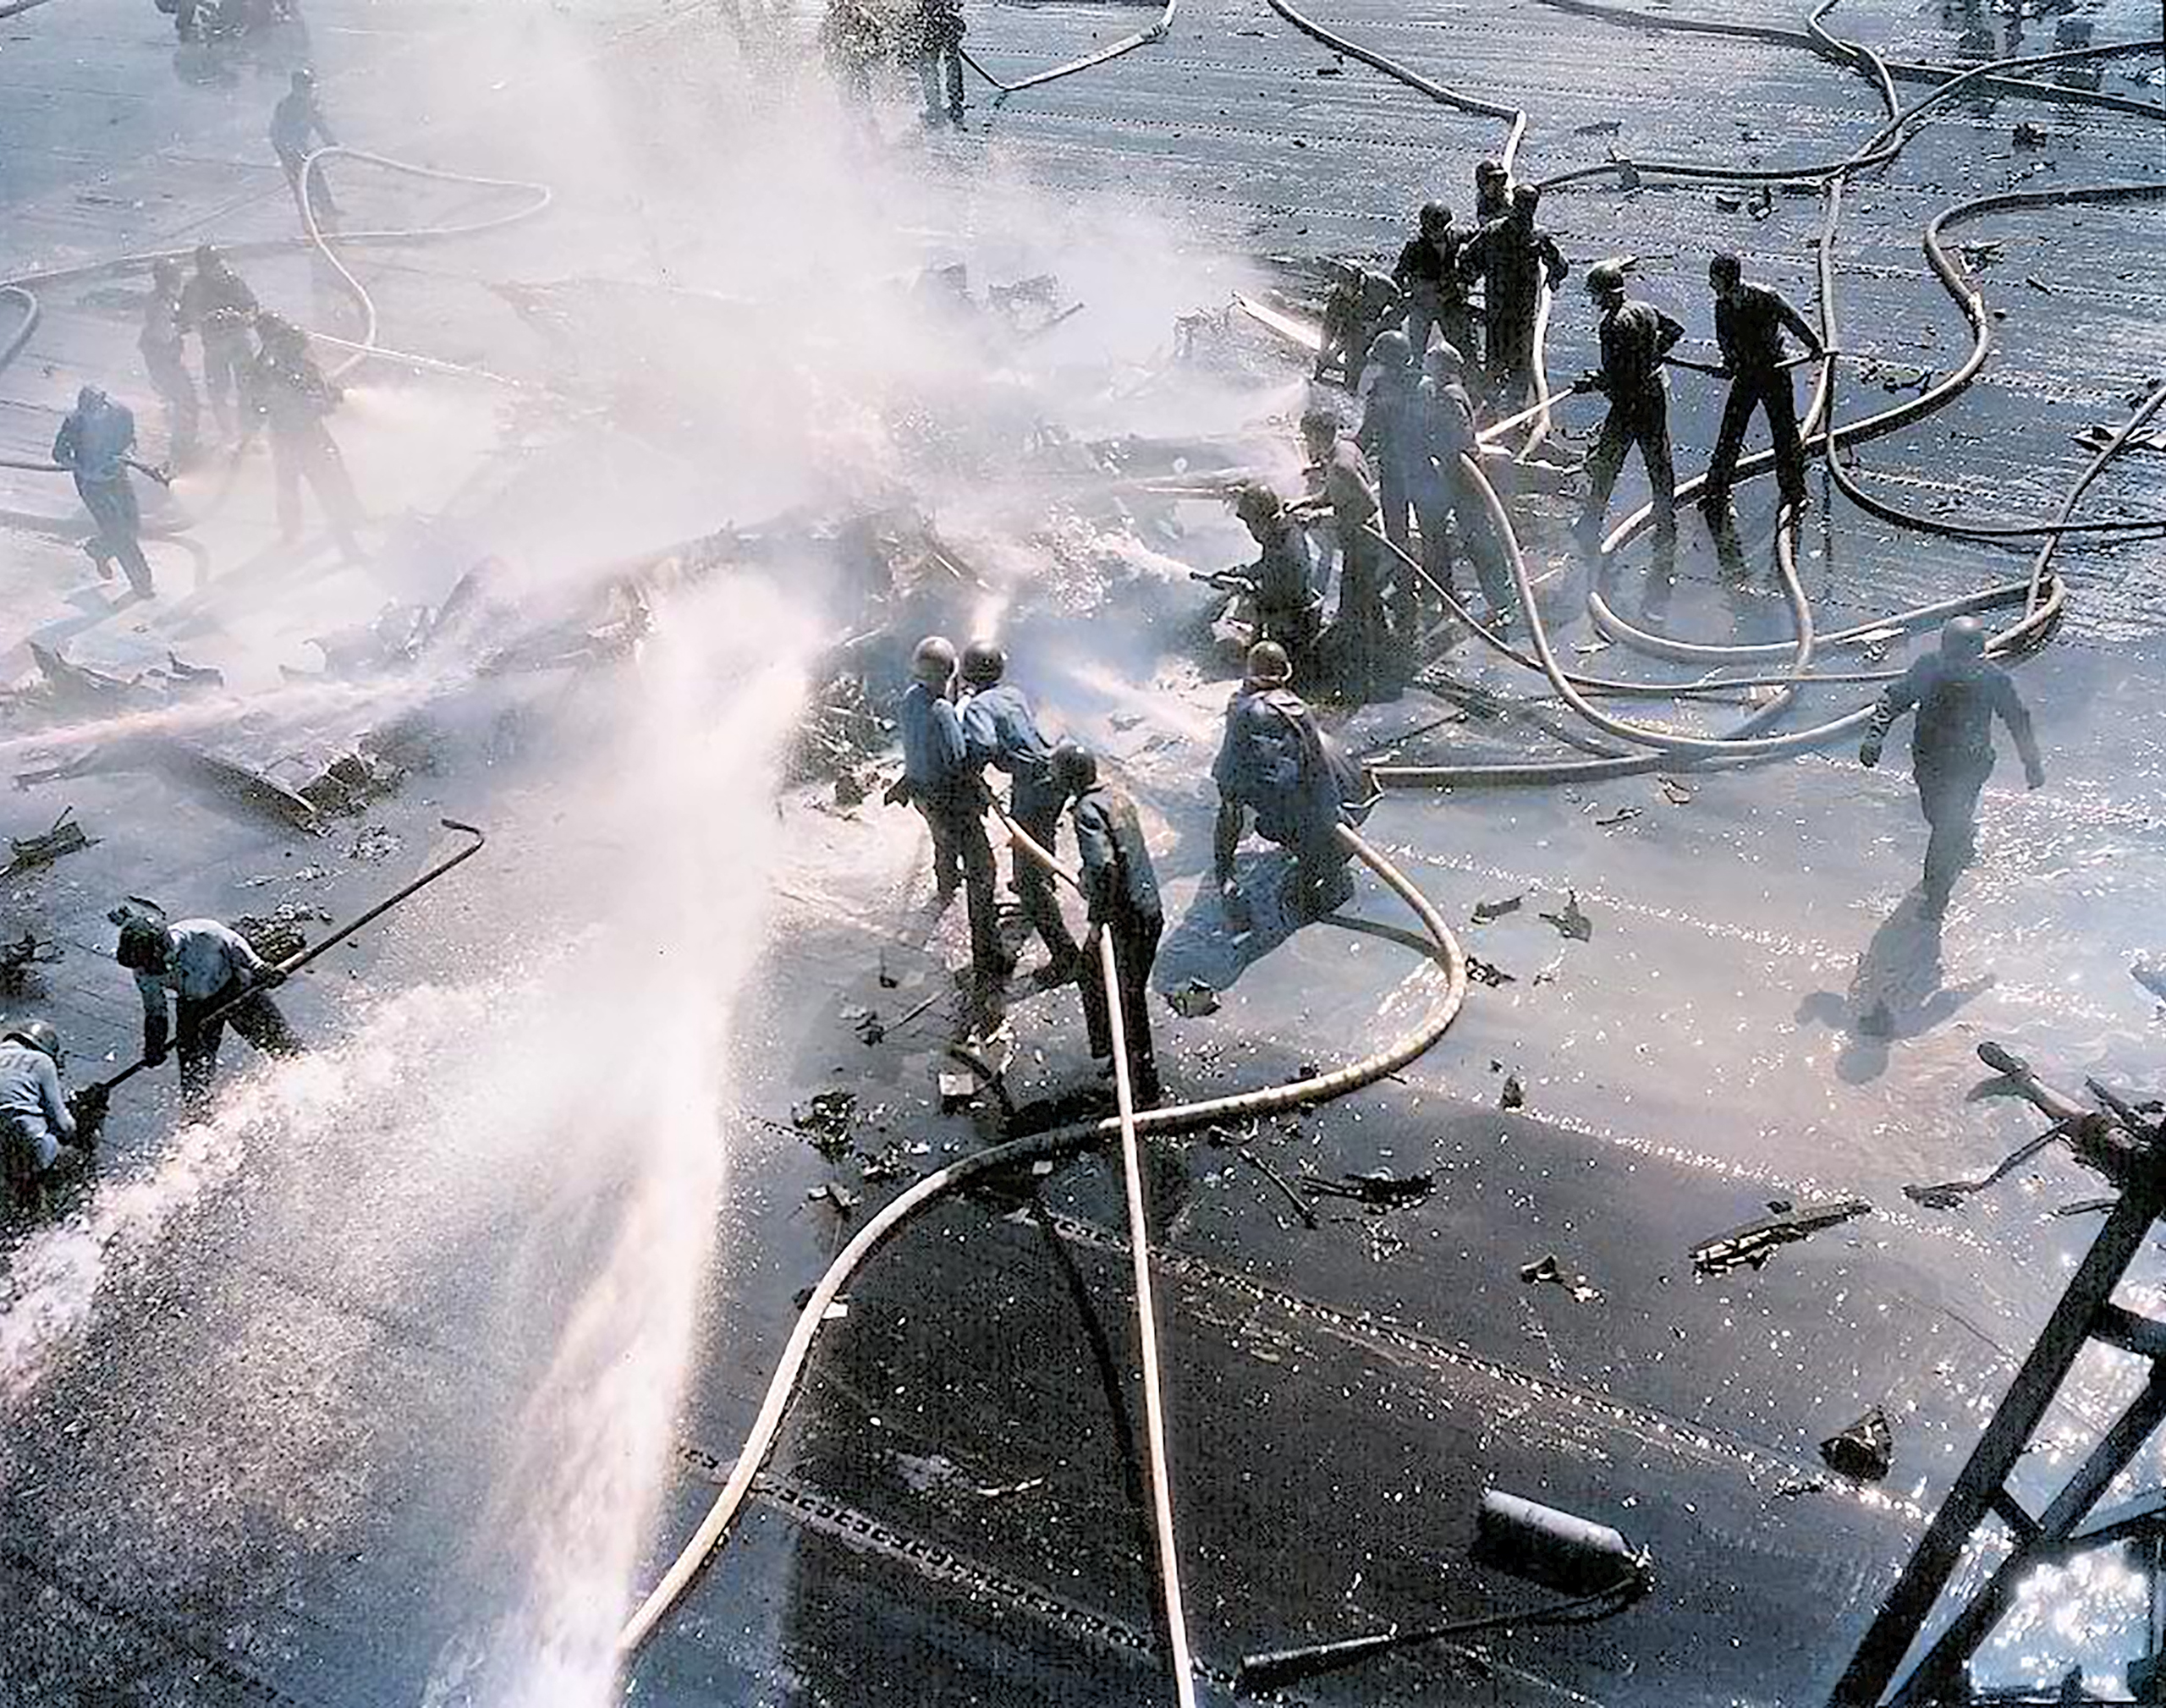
left=1277, top=161, right=1829, bottom=706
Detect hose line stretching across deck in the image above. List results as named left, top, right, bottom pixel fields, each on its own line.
left=615, top=823, right=1468, bottom=1667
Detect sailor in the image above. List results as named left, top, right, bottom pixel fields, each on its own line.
left=1393, top=202, right=1476, bottom=370
left=1313, top=260, right=1401, bottom=391
left=819, top=0, right=887, bottom=113
left=1459, top=184, right=1568, bottom=409
left=1573, top=257, right=1684, bottom=546
left=249, top=314, right=366, bottom=559
left=887, top=636, right=1011, bottom=1013
left=1700, top=250, right=1824, bottom=523
left=140, top=258, right=200, bottom=464
left=1212, top=641, right=1369, bottom=925
left=959, top=640, right=1084, bottom=985
left=1230, top=484, right=1325, bottom=682
left=1472, top=157, right=1510, bottom=226
left=1860, top=617, right=2044, bottom=914
left=51, top=386, right=157, bottom=598
left=0, top=1021, right=100, bottom=1217
left=1054, top=744, right=1163, bottom=1105
left=180, top=244, right=260, bottom=437
left=1359, top=328, right=1454, bottom=651
left=1421, top=342, right=1515, bottom=630
left=270, top=69, right=338, bottom=217
left=116, top=915, right=303, bottom=1114
left=904, top=0, right=968, bottom=129
left=1297, top=409, right=1388, bottom=704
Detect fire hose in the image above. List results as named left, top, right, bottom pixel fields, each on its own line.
left=959, top=0, right=1179, bottom=104
left=615, top=818, right=1469, bottom=1667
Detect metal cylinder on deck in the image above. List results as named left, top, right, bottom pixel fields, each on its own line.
left=1473, top=1489, right=1641, bottom=1596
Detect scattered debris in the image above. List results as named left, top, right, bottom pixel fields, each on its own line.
left=2023, top=275, right=2057, bottom=295
left=1239, top=1146, right=1319, bottom=1228
left=1520, top=1252, right=1601, bottom=1304
left=1499, top=1074, right=1526, bottom=1110
left=1471, top=894, right=1523, bottom=925
left=296, top=750, right=405, bottom=818
left=1593, top=806, right=1642, bottom=830
left=1657, top=776, right=1693, bottom=805
left=2011, top=120, right=2050, bottom=148
left=844, top=1005, right=886, bottom=1046
left=162, top=651, right=223, bottom=688
left=1167, top=977, right=1222, bottom=1019
left=1305, top=1168, right=1436, bottom=1211
left=1539, top=891, right=1593, bottom=942
left=232, top=903, right=332, bottom=965
left=25, top=642, right=136, bottom=714
left=1770, top=1474, right=1831, bottom=1502
left=154, top=743, right=322, bottom=832
left=1467, top=957, right=1515, bottom=988
left=860, top=1137, right=932, bottom=1184
left=1690, top=1197, right=1872, bottom=1277
left=2074, top=422, right=2166, bottom=455
left=2, top=808, right=96, bottom=881
left=1905, top=1118, right=2081, bottom=1211
left=1572, top=118, right=1623, bottom=137
left=1819, top=1407, right=1894, bottom=1483
left=3, top=643, right=227, bottom=729
left=806, top=1180, right=860, bottom=1216
left=348, top=826, right=403, bottom=863
left=0, top=931, right=63, bottom=980
left=791, top=1090, right=858, bottom=1158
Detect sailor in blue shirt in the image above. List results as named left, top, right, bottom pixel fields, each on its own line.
left=51, top=387, right=156, bottom=597
left=887, top=636, right=1011, bottom=1015
left=116, top=914, right=303, bottom=1113
left=959, top=641, right=1083, bottom=984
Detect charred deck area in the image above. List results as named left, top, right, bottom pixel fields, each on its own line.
left=3, top=0, right=2164, bottom=1704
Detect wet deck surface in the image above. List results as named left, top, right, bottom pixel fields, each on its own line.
left=3, top=0, right=2165, bottom=1703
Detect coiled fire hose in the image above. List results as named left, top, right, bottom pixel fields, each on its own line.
left=615, top=817, right=1469, bottom=1666
left=1250, top=0, right=2162, bottom=786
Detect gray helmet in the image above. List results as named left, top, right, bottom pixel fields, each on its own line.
left=1298, top=408, right=1340, bottom=442
left=1418, top=201, right=1452, bottom=233
left=1585, top=257, right=1630, bottom=298
left=75, top=385, right=104, bottom=414
left=1368, top=327, right=1413, bottom=371
left=1474, top=159, right=1507, bottom=185
left=1510, top=184, right=1542, bottom=216
left=1425, top=340, right=1465, bottom=376
left=959, top=639, right=1006, bottom=688
left=116, top=916, right=171, bottom=973
left=3, top=1019, right=61, bottom=1066
left=1245, top=640, right=1292, bottom=685
left=1049, top=743, right=1098, bottom=795
left=910, top=634, right=958, bottom=688
left=151, top=257, right=184, bottom=288
left=1233, top=483, right=1284, bottom=529
left=1940, top=616, right=1987, bottom=659
left=1709, top=250, right=1744, bottom=286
